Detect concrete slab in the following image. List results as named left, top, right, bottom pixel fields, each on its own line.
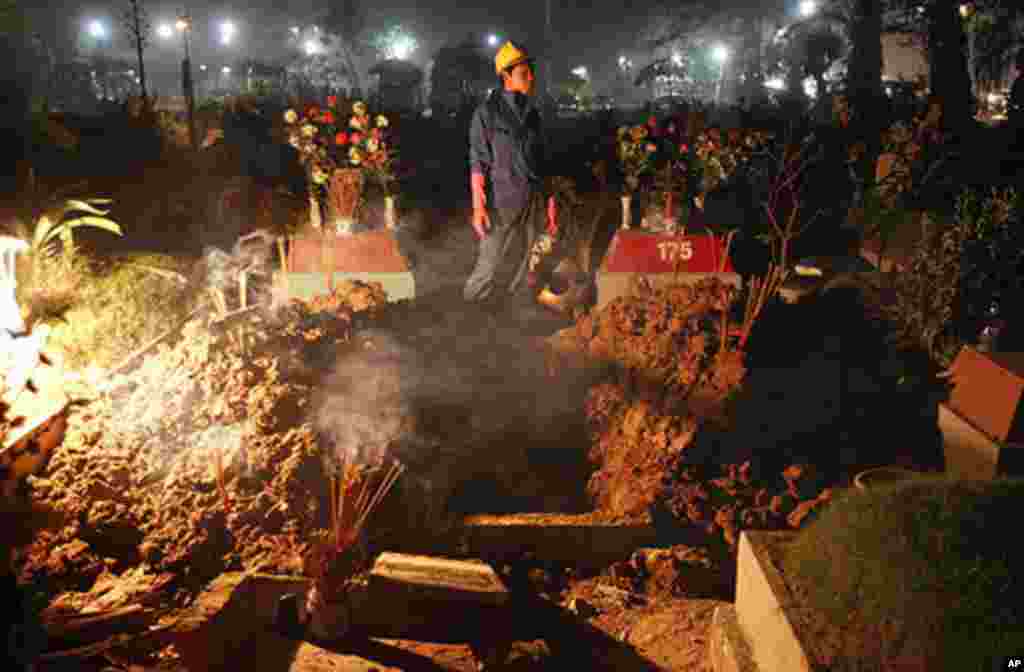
left=369, top=552, right=509, bottom=607
left=274, top=231, right=416, bottom=302
left=288, top=232, right=410, bottom=273
left=734, top=531, right=815, bottom=672
left=938, top=402, right=1002, bottom=480
left=273, top=271, right=415, bottom=303
left=947, top=347, right=1024, bottom=445
left=458, top=512, right=661, bottom=570
left=595, top=229, right=740, bottom=312
left=708, top=604, right=760, bottom=672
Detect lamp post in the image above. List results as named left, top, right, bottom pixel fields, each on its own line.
left=712, top=44, right=730, bottom=105
left=175, top=12, right=197, bottom=150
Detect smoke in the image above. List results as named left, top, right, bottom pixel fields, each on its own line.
left=309, top=300, right=598, bottom=525
left=196, top=229, right=278, bottom=310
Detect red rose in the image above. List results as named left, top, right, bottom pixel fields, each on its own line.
left=647, top=116, right=657, bottom=128
left=327, top=95, right=338, bottom=108
left=335, top=132, right=349, bottom=145
left=322, top=111, right=335, bottom=124
left=680, top=144, right=689, bottom=153
left=350, top=132, right=364, bottom=145
left=371, top=128, right=382, bottom=140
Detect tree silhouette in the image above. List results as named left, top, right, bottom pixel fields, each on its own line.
left=121, top=0, right=150, bottom=102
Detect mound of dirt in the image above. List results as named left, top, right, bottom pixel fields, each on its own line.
left=551, top=279, right=745, bottom=519
left=19, top=282, right=387, bottom=610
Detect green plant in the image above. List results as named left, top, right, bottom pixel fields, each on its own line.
left=7, top=175, right=122, bottom=272
left=887, top=188, right=1022, bottom=368
left=781, top=478, right=1024, bottom=672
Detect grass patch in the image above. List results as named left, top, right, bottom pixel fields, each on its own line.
left=17, top=252, right=200, bottom=371
left=781, top=477, right=1024, bottom=671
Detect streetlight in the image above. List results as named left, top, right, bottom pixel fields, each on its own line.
left=711, top=44, right=730, bottom=104
left=220, top=20, right=236, bottom=46
left=157, top=23, right=173, bottom=39
left=799, top=0, right=817, bottom=18
left=87, top=20, right=106, bottom=39
left=391, top=36, right=415, bottom=60
left=173, top=12, right=197, bottom=150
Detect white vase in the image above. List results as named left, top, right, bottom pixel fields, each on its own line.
left=384, top=195, right=397, bottom=230
left=309, top=195, right=322, bottom=230
left=621, top=195, right=632, bottom=229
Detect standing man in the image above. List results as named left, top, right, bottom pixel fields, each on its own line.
left=464, top=41, right=556, bottom=308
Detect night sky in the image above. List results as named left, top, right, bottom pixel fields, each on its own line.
left=28, top=1, right=664, bottom=88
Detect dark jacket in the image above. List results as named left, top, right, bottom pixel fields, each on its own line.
left=469, top=89, right=547, bottom=211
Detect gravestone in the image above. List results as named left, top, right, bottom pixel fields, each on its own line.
left=274, top=230, right=414, bottom=302
left=595, top=229, right=739, bottom=311
left=940, top=347, right=1024, bottom=477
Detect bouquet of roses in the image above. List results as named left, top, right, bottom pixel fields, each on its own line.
left=283, top=98, right=399, bottom=198
left=680, top=127, right=771, bottom=208
left=283, top=96, right=350, bottom=195
left=340, top=101, right=399, bottom=196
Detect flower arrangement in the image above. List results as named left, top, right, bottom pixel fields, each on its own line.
left=283, top=98, right=399, bottom=201
left=683, top=127, right=772, bottom=208
left=616, top=122, right=659, bottom=194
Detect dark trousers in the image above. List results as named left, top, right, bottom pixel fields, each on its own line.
left=463, top=191, right=544, bottom=303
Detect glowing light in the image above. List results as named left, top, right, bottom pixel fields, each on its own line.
left=220, top=20, right=236, bottom=45
left=764, top=77, right=785, bottom=91
left=959, top=4, right=971, bottom=18
left=290, top=26, right=300, bottom=35
left=304, top=40, right=320, bottom=56
left=799, top=0, right=817, bottom=18
left=199, top=64, right=207, bottom=71
left=175, top=17, right=190, bottom=32
left=391, top=36, right=415, bottom=60
left=87, top=20, right=106, bottom=39
left=803, top=78, right=817, bottom=99
left=488, top=34, right=499, bottom=47
left=712, top=44, right=730, bottom=63
left=671, top=52, right=683, bottom=67
left=157, top=23, right=173, bottom=39
left=222, top=66, right=231, bottom=75
left=572, top=66, right=589, bottom=80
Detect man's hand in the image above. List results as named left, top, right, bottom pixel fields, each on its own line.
left=546, top=196, right=558, bottom=236
left=470, top=172, right=490, bottom=239
left=472, top=208, right=491, bottom=239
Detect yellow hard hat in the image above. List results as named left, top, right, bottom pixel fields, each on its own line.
left=495, top=41, right=532, bottom=75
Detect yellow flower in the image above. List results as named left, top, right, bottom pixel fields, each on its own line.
left=301, top=123, right=317, bottom=137
left=349, top=115, right=364, bottom=130
left=353, top=101, right=368, bottom=116
left=366, top=137, right=380, bottom=153
left=375, top=114, right=389, bottom=128
left=349, top=147, right=363, bottom=165
left=617, top=126, right=629, bottom=139
left=283, top=109, right=298, bottom=124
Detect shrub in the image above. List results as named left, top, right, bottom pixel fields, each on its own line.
left=887, top=187, right=1023, bottom=366
left=781, top=478, right=1024, bottom=671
